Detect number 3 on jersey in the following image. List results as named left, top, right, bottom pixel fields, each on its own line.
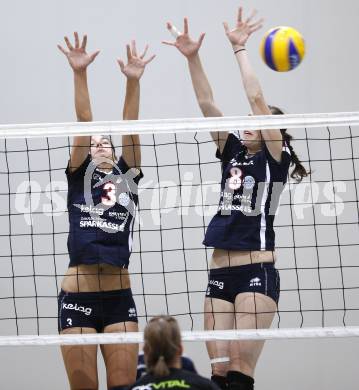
left=102, top=182, right=116, bottom=206
left=229, top=167, right=242, bottom=190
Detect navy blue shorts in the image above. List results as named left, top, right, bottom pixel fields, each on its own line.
left=206, top=263, right=280, bottom=304
left=58, top=288, right=138, bottom=333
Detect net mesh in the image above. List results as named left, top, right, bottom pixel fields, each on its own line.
left=0, top=113, right=359, bottom=343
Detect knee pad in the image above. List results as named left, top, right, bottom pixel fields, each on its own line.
left=211, top=375, right=228, bottom=390
left=227, top=371, right=254, bottom=390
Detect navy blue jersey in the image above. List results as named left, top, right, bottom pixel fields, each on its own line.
left=66, top=155, right=143, bottom=268
left=203, top=133, right=291, bottom=251
left=137, top=353, right=197, bottom=379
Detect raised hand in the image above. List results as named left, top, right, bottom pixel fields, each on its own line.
left=223, top=7, right=263, bottom=49
left=117, top=40, right=155, bottom=80
left=162, top=17, right=205, bottom=59
left=58, top=32, right=100, bottom=72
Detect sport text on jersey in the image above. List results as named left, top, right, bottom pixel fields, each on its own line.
left=132, top=380, right=191, bottom=390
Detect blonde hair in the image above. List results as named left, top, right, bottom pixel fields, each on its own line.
left=144, top=316, right=181, bottom=377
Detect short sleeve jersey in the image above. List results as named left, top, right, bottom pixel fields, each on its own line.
left=66, top=155, right=143, bottom=268
left=203, top=132, right=291, bottom=251
left=129, top=368, right=219, bottom=390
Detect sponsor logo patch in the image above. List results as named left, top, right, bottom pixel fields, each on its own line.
left=128, top=307, right=137, bottom=318
left=243, top=175, right=255, bottom=190
left=209, top=279, right=224, bottom=290
left=62, top=303, right=92, bottom=316
left=249, top=277, right=262, bottom=287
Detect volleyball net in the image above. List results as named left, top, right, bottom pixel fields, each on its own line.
left=0, top=112, right=359, bottom=345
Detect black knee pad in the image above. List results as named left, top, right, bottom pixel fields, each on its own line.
left=108, top=386, right=129, bottom=390
left=227, top=371, right=254, bottom=390
left=211, top=374, right=228, bottom=390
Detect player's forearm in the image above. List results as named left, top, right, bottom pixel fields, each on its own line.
left=123, top=79, right=140, bottom=120
left=122, top=79, right=141, bottom=168
left=187, top=54, right=221, bottom=117
left=235, top=49, right=264, bottom=104
left=74, top=70, right=93, bottom=122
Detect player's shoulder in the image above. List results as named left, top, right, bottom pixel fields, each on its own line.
left=129, top=373, right=154, bottom=390
left=131, top=369, right=217, bottom=390
left=178, top=369, right=218, bottom=389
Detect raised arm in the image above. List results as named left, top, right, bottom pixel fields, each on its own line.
left=224, top=7, right=283, bottom=161
left=117, top=41, right=155, bottom=169
left=163, top=18, right=227, bottom=152
left=58, top=32, right=100, bottom=171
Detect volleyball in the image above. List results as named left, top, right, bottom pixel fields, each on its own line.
left=260, top=26, right=305, bottom=72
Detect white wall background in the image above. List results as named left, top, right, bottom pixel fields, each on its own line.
left=0, top=0, right=359, bottom=389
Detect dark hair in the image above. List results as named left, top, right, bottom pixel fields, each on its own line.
left=143, top=316, right=182, bottom=377
left=268, top=105, right=309, bottom=182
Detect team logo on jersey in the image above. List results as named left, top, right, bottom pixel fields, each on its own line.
left=249, top=277, right=261, bottom=287
left=243, top=175, right=255, bottom=190
left=128, top=307, right=137, bottom=318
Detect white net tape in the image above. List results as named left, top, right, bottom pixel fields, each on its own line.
left=1, top=112, right=359, bottom=138
left=1, top=327, right=359, bottom=347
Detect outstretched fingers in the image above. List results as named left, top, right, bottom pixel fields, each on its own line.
left=223, top=21, right=230, bottom=34
left=117, top=59, right=125, bottom=72
left=184, top=17, right=189, bottom=34
left=162, top=40, right=176, bottom=46
left=237, top=6, right=243, bottom=23
left=64, top=36, right=74, bottom=51
left=140, top=44, right=155, bottom=64
left=57, top=44, right=68, bottom=56
left=198, top=32, right=205, bottom=46
left=144, top=54, right=156, bottom=65
left=140, top=44, right=149, bottom=59
left=162, top=23, right=176, bottom=46
left=245, top=9, right=258, bottom=24
left=81, top=34, right=88, bottom=50
left=74, top=32, right=80, bottom=49
left=126, top=44, right=132, bottom=60
left=249, top=19, right=264, bottom=33
left=167, top=20, right=182, bottom=39
left=89, top=50, right=100, bottom=62
left=131, top=40, right=138, bottom=57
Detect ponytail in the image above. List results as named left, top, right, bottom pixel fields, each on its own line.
left=152, top=355, right=170, bottom=377
left=281, top=130, right=309, bottom=182
left=268, top=105, right=309, bottom=182
left=144, top=316, right=182, bottom=378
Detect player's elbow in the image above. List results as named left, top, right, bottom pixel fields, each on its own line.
left=247, top=91, right=265, bottom=106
